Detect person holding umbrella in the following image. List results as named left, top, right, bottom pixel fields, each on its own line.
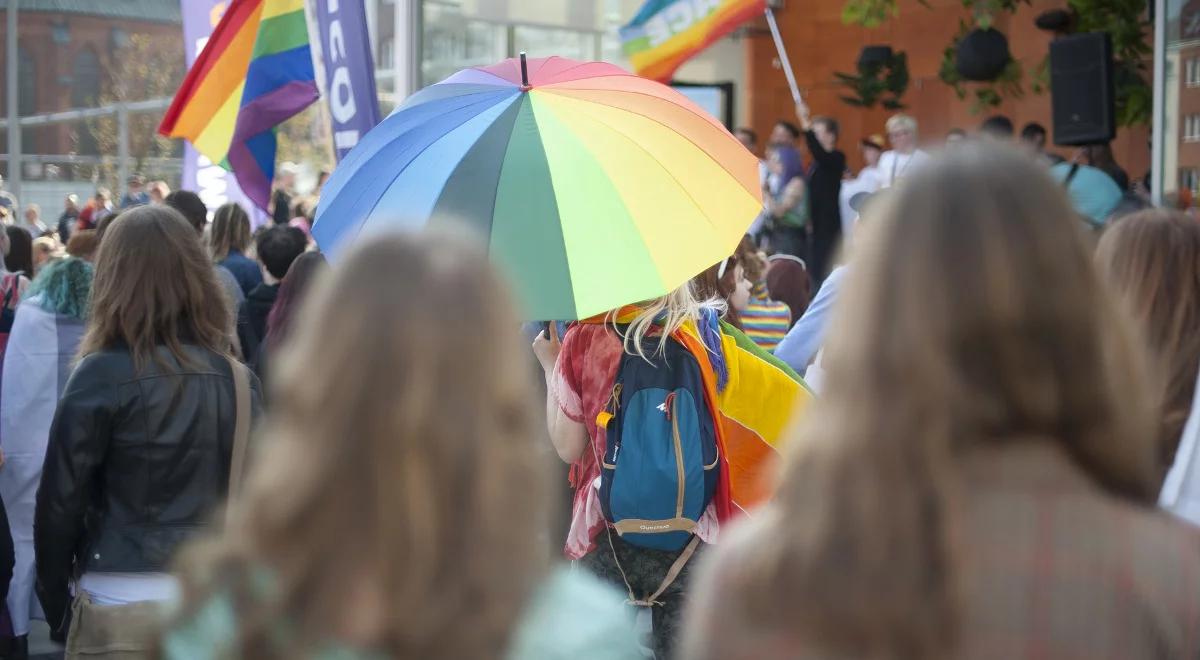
left=312, top=55, right=813, bottom=654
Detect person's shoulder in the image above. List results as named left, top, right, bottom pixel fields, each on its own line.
left=507, top=566, right=640, bottom=660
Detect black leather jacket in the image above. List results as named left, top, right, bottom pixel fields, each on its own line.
left=34, top=344, right=262, bottom=632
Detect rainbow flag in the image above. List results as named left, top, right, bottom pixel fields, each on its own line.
left=159, top=0, right=318, bottom=210
left=620, top=0, right=766, bottom=82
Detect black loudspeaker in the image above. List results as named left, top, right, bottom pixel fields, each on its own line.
left=1050, top=32, right=1115, bottom=146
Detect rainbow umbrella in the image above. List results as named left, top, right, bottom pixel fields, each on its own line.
left=312, top=55, right=761, bottom=320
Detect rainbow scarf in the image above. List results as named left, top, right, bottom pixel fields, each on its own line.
left=159, top=0, right=318, bottom=210
left=620, top=0, right=766, bottom=82
left=586, top=307, right=811, bottom=520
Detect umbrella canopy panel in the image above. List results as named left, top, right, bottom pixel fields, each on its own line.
left=314, top=57, right=762, bottom=320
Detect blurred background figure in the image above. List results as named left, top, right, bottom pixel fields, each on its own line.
left=978, top=114, right=1014, bottom=142
left=210, top=203, right=262, bottom=297
left=1019, top=122, right=1063, bottom=164
left=795, top=100, right=846, bottom=284
left=878, top=114, right=929, bottom=188
left=166, top=190, right=246, bottom=316
left=0, top=257, right=93, bottom=658
left=0, top=224, right=32, bottom=366
left=64, top=230, right=98, bottom=263
left=734, top=127, right=768, bottom=186
left=57, top=195, right=79, bottom=244
left=945, top=127, right=967, bottom=147
left=4, top=227, right=33, bottom=281
left=692, top=252, right=752, bottom=331
left=839, top=134, right=886, bottom=236
left=162, top=232, right=637, bottom=659
left=236, top=226, right=307, bottom=366
left=30, top=237, right=56, bottom=277
left=680, top=145, right=1200, bottom=660
left=120, top=174, right=150, bottom=209
left=148, top=181, right=171, bottom=205
left=733, top=238, right=793, bottom=353
left=768, top=120, right=800, bottom=149
left=255, top=251, right=327, bottom=384
left=1096, top=210, right=1200, bottom=520
left=35, top=205, right=262, bottom=653
left=1078, top=142, right=1130, bottom=191
left=1050, top=155, right=1124, bottom=227
left=19, top=205, right=48, bottom=238
left=757, top=145, right=809, bottom=258
left=271, top=162, right=299, bottom=226
left=765, top=254, right=812, bottom=329
left=76, top=189, right=112, bottom=232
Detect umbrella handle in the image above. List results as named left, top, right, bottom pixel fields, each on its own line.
left=520, top=52, right=531, bottom=91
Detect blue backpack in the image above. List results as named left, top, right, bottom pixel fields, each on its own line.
left=596, top=330, right=720, bottom=552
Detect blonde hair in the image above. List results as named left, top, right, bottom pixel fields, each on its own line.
left=615, top=282, right=722, bottom=360
left=168, top=229, right=548, bottom=658
left=209, top=202, right=251, bottom=261
left=1096, top=208, right=1200, bottom=476
left=680, top=145, right=1157, bottom=660
left=886, top=113, right=917, bottom=136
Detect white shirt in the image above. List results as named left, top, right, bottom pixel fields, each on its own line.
left=877, top=149, right=931, bottom=188
left=78, top=572, right=180, bottom=606
left=839, top=166, right=884, bottom=236
left=1161, top=360, right=1200, bottom=526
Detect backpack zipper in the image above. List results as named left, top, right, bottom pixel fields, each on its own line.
left=671, top=393, right=685, bottom=519
left=602, top=384, right=622, bottom=469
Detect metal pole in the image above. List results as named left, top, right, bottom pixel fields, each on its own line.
left=1152, top=0, right=1166, bottom=206
left=116, top=104, right=129, bottom=199
left=764, top=7, right=802, bottom=104
left=6, top=0, right=21, bottom=203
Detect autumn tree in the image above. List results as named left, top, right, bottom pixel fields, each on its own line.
left=82, top=33, right=184, bottom=181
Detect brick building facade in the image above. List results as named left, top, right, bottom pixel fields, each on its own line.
left=741, top=0, right=1151, bottom=177
left=0, top=0, right=182, bottom=156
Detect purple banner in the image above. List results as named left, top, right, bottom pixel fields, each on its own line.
left=179, top=0, right=267, bottom=225
left=314, top=0, right=382, bottom=161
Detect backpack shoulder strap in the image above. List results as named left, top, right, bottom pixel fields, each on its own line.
left=1063, top=162, right=1081, bottom=187
left=225, top=356, right=252, bottom=522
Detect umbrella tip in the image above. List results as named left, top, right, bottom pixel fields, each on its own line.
left=519, top=51, right=530, bottom=91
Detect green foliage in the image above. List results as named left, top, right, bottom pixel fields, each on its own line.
left=841, top=0, right=899, bottom=28
left=835, top=51, right=910, bottom=109
left=1069, top=0, right=1151, bottom=126
left=839, top=0, right=1151, bottom=127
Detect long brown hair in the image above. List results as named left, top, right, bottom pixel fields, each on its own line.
left=1096, top=209, right=1200, bottom=475
left=693, top=256, right=743, bottom=328
left=79, top=205, right=232, bottom=372
left=209, top=202, right=252, bottom=261
left=682, top=145, right=1158, bottom=660
left=170, top=230, right=548, bottom=658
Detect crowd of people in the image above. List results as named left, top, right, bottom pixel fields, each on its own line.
left=0, top=100, right=1193, bottom=660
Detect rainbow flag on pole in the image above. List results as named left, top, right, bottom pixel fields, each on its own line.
left=159, top=0, right=318, bottom=210
left=620, top=0, right=766, bottom=83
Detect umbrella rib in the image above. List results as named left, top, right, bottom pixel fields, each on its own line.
left=541, top=84, right=729, bottom=140
left=540, top=96, right=727, bottom=239
left=538, top=62, right=635, bottom=86
left=540, top=87, right=757, bottom=198
left=344, top=93, right=520, bottom=248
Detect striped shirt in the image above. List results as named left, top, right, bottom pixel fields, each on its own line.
left=741, top=282, right=792, bottom=353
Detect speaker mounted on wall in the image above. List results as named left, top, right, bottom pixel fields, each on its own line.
left=1049, top=32, right=1116, bottom=146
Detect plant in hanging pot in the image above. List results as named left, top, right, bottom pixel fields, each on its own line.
left=835, top=45, right=910, bottom=109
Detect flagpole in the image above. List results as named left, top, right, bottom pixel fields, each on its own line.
left=764, top=7, right=802, bottom=104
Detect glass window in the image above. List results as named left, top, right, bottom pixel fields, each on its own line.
left=513, top=25, right=598, bottom=62
left=1181, top=167, right=1199, bottom=190
left=420, top=2, right=508, bottom=86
